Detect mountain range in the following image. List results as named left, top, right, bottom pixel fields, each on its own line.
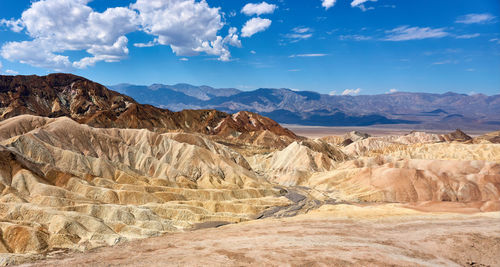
left=0, top=74, right=297, bottom=139
left=110, top=83, right=500, bottom=130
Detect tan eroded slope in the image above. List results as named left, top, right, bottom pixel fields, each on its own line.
left=0, top=115, right=499, bottom=264
left=306, top=157, right=500, bottom=210
left=0, top=115, right=290, bottom=255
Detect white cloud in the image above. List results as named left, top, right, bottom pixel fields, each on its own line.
left=1, top=0, right=244, bottom=69
left=250, top=50, right=256, bottom=54
left=351, top=0, right=376, bottom=6
left=74, top=36, right=131, bottom=68
left=385, top=26, right=449, bottom=41
left=387, top=88, right=398, bottom=94
left=455, top=33, right=480, bottom=39
left=456, top=13, right=496, bottom=24
left=351, top=0, right=377, bottom=11
left=288, top=69, right=300, bottom=72
left=1, top=0, right=138, bottom=70
left=285, top=33, right=313, bottom=40
left=432, top=60, right=458, bottom=65
left=321, top=0, right=337, bottom=10
left=241, top=2, right=277, bottom=16
left=179, top=57, right=189, bottom=61
left=284, top=27, right=313, bottom=42
left=133, top=40, right=157, bottom=47
left=329, top=90, right=337, bottom=96
left=241, top=18, right=272, bottom=38
left=341, top=88, right=361, bottom=95
left=292, top=27, right=311, bottom=34
left=132, top=0, right=240, bottom=61
left=289, top=54, right=327, bottom=58
left=339, top=34, right=372, bottom=41
left=2, top=40, right=72, bottom=70
left=490, top=38, right=500, bottom=44
left=194, top=27, right=241, bottom=61
left=0, top=18, right=24, bottom=32
left=5, top=69, right=18, bottom=75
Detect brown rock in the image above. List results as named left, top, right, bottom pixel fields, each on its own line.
left=0, top=74, right=298, bottom=140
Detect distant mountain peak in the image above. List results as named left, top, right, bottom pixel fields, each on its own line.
left=107, top=81, right=500, bottom=130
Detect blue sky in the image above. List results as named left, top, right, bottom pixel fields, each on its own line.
left=0, top=0, right=499, bottom=95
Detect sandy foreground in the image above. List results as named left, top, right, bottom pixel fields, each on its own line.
left=22, top=204, right=500, bottom=267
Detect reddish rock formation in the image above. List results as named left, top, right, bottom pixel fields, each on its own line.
left=0, top=74, right=297, bottom=139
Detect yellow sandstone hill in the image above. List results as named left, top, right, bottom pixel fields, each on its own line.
left=0, top=115, right=291, bottom=255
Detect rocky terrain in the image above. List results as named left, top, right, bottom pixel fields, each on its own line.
left=111, top=83, right=500, bottom=130
left=0, top=74, right=297, bottom=139
left=0, top=74, right=498, bottom=266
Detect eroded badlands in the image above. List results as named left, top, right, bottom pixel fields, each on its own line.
left=0, top=115, right=499, bottom=265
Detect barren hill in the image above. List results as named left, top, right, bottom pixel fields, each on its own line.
left=0, top=74, right=297, bottom=139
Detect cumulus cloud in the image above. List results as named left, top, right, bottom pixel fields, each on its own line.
left=241, top=2, right=277, bottom=16
left=341, top=88, right=361, bottom=95
left=241, top=18, right=272, bottom=37
left=387, top=88, right=398, bottom=94
left=456, top=13, right=496, bottom=24
left=328, top=90, right=337, bottom=95
left=321, top=0, right=337, bottom=10
left=1, top=0, right=138, bottom=70
left=193, top=27, right=241, bottom=61
left=73, top=36, right=131, bottom=68
left=2, top=40, right=72, bottom=70
left=385, top=26, right=449, bottom=41
left=1, top=0, right=245, bottom=69
left=132, top=0, right=240, bottom=61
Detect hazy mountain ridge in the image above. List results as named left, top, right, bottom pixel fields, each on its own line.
left=109, top=84, right=500, bottom=129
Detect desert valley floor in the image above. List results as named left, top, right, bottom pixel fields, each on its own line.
left=0, top=74, right=498, bottom=266
left=22, top=208, right=500, bottom=267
